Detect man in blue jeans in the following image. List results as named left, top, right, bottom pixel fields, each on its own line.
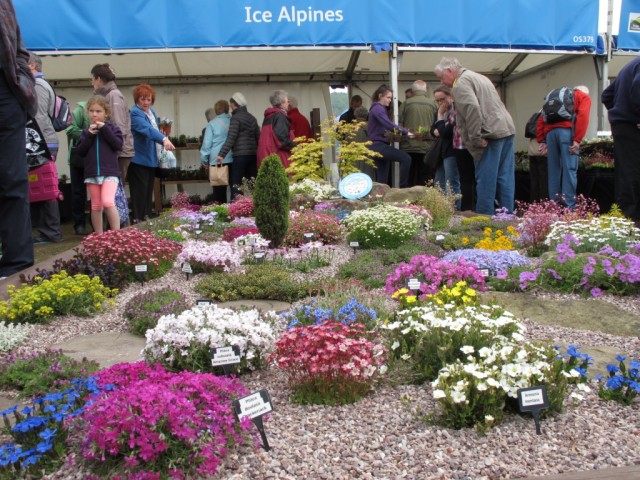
left=536, top=86, right=591, bottom=209
left=435, top=57, right=516, bottom=215
left=0, top=0, right=38, bottom=278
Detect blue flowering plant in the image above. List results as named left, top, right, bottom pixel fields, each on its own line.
left=441, top=249, right=531, bottom=277
left=553, top=345, right=592, bottom=384
left=596, top=355, right=640, bottom=405
left=0, top=377, right=101, bottom=477
left=282, top=297, right=378, bottom=330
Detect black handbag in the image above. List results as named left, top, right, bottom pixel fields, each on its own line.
left=69, top=144, right=86, bottom=169
left=524, top=111, right=541, bottom=139
left=424, top=137, right=443, bottom=170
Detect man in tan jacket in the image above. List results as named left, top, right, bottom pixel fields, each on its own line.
left=435, top=57, right=515, bottom=215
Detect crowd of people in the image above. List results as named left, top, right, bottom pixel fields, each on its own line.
left=1, top=0, right=639, bottom=280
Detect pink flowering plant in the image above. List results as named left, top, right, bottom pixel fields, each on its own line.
left=67, top=362, right=254, bottom=479
left=176, top=239, right=242, bottom=273
left=223, top=226, right=259, bottom=242
left=284, top=210, right=345, bottom=247
left=271, top=322, right=387, bottom=405
left=385, top=255, right=487, bottom=300
left=228, top=195, right=254, bottom=219
left=82, top=229, right=181, bottom=280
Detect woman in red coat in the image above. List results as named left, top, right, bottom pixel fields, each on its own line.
left=257, top=90, right=296, bottom=168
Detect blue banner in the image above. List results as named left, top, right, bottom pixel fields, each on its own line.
left=15, top=0, right=599, bottom=52
left=617, top=0, right=640, bottom=50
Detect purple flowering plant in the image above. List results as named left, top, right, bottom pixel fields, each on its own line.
left=385, top=255, right=487, bottom=299
left=176, top=239, right=243, bottom=273
left=67, top=362, right=254, bottom=479
left=441, top=249, right=531, bottom=276
left=490, top=236, right=640, bottom=297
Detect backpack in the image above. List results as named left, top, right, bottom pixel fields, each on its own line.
left=542, top=87, right=574, bottom=124
left=50, top=92, right=73, bottom=132
left=524, top=111, right=541, bottom=139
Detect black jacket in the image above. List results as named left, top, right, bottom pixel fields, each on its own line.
left=218, top=105, right=260, bottom=159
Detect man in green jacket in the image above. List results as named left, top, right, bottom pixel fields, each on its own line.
left=66, top=101, right=91, bottom=235
left=399, top=80, right=437, bottom=186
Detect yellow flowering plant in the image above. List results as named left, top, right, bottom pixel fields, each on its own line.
left=425, top=281, right=480, bottom=307
left=474, top=226, right=519, bottom=251
left=391, top=288, right=418, bottom=308
left=0, top=272, right=117, bottom=324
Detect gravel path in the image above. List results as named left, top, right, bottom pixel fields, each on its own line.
left=10, top=256, right=640, bottom=479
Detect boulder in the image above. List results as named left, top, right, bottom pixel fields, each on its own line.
left=383, top=185, right=429, bottom=204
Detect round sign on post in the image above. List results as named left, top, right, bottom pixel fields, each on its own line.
left=339, top=173, right=373, bottom=200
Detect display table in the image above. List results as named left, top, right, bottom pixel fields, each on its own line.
left=154, top=178, right=209, bottom=212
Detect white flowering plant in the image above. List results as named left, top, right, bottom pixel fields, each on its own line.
left=176, top=239, right=242, bottom=273
left=143, top=305, right=280, bottom=374
left=381, top=301, right=524, bottom=384
left=0, top=321, right=32, bottom=352
left=430, top=339, right=588, bottom=430
left=343, top=204, right=423, bottom=249
left=289, top=178, right=337, bottom=201
left=545, top=216, right=640, bottom=253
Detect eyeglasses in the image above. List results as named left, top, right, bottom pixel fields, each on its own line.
left=434, top=97, right=448, bottom=103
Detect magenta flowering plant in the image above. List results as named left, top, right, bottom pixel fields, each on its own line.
left=223, top=226, right=259, bottom=242
left=82, top=229, right=181, bottom=280
left=271, top=321, right=387, bottom=405
left=385, top=255, right=487, bottom=299
left=283, top=210, right=346, bottom=247
left=228, top=195, right=254, bottom=219
left=67, top=362, right=254, bottom=479
left=170, top=191, right=191, bottom=210
left=176, top=239, right=242, bottom=273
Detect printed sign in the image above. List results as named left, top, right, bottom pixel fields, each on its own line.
left=339, top=173, right=373, bottom=200
left=349, top=241, right=359, bottom=248
left=407, top=278, right=420, bottom=291
left=233, top=389, right=273, bottom=421
left=135, top=264, right=148, bottom=273
left=517, top=385, right=549, bottom=435
left=196, top=299, right=214, bottom=306
left=181, top=262, right=193, bottom=274
left=210, top=345, right=241, bottom=367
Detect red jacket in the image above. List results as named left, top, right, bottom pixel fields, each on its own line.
left=536, top=89, right=591, bottom=144
left=288, top=107, right=313, bottom=140
left=257, top=106, right=295, bottom=168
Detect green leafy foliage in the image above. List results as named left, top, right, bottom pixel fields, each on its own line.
left=254, top=154, right=290, bottom=248
left=124, top=288, right=190, bottom=336
left=195, top=264, right=313, bottom=302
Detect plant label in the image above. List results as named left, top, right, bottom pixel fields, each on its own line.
left=254, top=252, right=266, bottom=263
left=517, top=386, right=549, bottom=435
left=479, top=269, right=490, bottom=277
left=232, top=389, right=273, bottom=451
left=349, top=241, right=359, bottom=248
left=135, top=264, right=148, bottom=273
left=407, top=278, right=420, bottom=291
left=196, top=299, right=214, bottom=306
left=195, top=230, right=202, bottom=236
left=303, top=232, right=314, bottom=240
left=181, top=262, right=193, bottom=274
left=210, top=345, right=241, bottom=367
left=435, top=234, right=445, bottom=242
left=195, top=223, right=200, bottom=229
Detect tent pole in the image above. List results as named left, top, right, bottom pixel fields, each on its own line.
left=389, top=43, right=400, bottom=188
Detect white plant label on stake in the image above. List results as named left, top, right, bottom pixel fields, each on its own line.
left=407, top=278, right=420, bottom=291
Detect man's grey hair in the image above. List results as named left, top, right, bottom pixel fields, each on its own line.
left=270, top=90, right=288, bottom=107
left=288, top=95, right=299, bottom=109
left=354, top=106, right=369, bottom=120
left=434, top=57, right=462, bottom=75
left=29, top=52, right=43, bottom=72
left=411, top=80, right=427, bottom=93
left=574, top=85, right=589, bottom=95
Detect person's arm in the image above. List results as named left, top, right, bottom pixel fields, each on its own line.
left=272, top=113, right=296, bottom=151
left=453, top=84, right=484, bottom=149
left=217, top=116, right=239, bottom=160
left=601, top=81, right=615, bottom=111
left=130, top=108, right=165, bottom=143
left=200, top=123, right=213, bottom=165
left=572, top=93, right=592, bottom=144
left=74, top=129, right=94, bottom=156
left=66, top=105, right=86, bottom=142
left=100, top=123, right=124, bottom=151
left=370, top=103, right=408, bottom=134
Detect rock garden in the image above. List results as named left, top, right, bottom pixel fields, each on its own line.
left=0, top=154, right=639, bottom=479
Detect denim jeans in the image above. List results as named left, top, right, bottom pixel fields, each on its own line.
left=435, top=155, right=461, bottom=210
left=474, top=135, right=515, bottom=215
left=546, top=127, right=578, bottom=208
left=368, top=142, right=411, bottom=188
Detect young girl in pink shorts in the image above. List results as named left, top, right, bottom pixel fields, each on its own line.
left=74, top=95, right=124, bottom=233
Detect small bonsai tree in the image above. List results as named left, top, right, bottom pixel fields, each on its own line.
left=254, top=154, right=290, bottom=247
